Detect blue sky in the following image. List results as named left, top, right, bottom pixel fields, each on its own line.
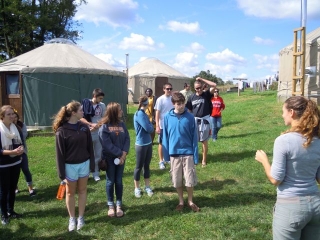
left=75, top=0, right=320, bottom=82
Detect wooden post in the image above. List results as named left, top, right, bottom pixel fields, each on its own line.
left=233, top=78, right=247, bottom=96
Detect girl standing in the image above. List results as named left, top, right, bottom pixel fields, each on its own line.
left=53, top=101, right=94, bottom=231
left=210, top=89, right=225, bottom=141
left=98, top=102, right=130, bottom=218
left=0, top=105, right=24, bottom=225
left=133, top=96, right=154, bottom=198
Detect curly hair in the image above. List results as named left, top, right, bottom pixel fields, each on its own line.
left=98, top=102, right=122, bottom=126
left=52, top=101, right=81, bottom=132
left=283, top=96, right=320, bottom=148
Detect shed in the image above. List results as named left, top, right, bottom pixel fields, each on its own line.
left=278, top=27, right=320, bottom=102
left=0, top=39, right=127, bottom=127
left=128, top=58, right=190, bottom=103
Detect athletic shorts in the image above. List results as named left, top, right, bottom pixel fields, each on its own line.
left=65, top=160, right=90, bottom=182
left=197, top=118, right=211, bottom=142
left=158, top=129, right=163, bottom=144
left=170, top=155, right=197, bottom=188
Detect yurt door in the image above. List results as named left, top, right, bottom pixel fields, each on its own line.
left=0, top=72, right=23, bottom=119
left=155, top=77, right=168, bottom=97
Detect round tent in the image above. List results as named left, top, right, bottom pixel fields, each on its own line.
left=0, top=39, right=127, bottom=126
left=128, top=58, right=190, bottom=103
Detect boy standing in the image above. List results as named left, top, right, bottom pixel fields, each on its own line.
left=81, top=88, right=106, bottom=181
left=162, top=92, right=200, bottom=212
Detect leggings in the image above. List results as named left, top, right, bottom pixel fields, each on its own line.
left=134, top=143, right=152, bottom=181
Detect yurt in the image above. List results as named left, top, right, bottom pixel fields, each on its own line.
left=0, top=39, right=127, bottom=127
left=128, top=58, right=190, bottom=103
left=278, top=27, right=320, bottom=102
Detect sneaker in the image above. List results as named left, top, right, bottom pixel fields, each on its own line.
left=77, top=217, right=85, bottom=230
left=212, top=138, right=217, bottom=142
left=145, top=187, right=154, bottom=197
left=1, top=215, right=9, bottom=225
left=134, top=188, right=142, bottom=198
left=164, top=160, right=171, bottom=165
left=8, top=211, right=22, bottom=218
left=68, top=217, right=76, bottom=232
left=29, top=189, right=36, bottom=197
left=159, top=161, right=165, bottom=170
left=94, top=176, right=101, bottom=182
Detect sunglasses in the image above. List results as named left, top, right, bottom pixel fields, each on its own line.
left=195, top=87, right=202, bottom=90
left=214, top=91, right=219, bottom=93
left=165, top=88, right=173, bottom=91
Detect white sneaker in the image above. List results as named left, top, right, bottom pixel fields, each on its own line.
left=77, top=217, right=85, bottom=230
left=159, top=161, right=165, bottom=170
left=94, top=176, right=100, bottom=182
left=134, top=188, right=142, bottom=198
left=68, top=217, right=76, bottom=232
left=145, top=187, right=154, bottom=197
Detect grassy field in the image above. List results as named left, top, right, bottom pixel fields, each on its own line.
left=1, top=90, right=286, bottom=240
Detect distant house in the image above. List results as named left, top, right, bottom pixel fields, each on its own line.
left=278, top=27, right=320, bottom=102
left=0, top=38, right=127, bottom=127
left=128, top=58, right=190, bottom=103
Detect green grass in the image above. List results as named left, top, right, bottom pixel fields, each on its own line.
left=2, top=90, right=285, bottom=240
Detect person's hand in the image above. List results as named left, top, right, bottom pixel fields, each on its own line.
left=89, top=123, right=98, bottom=131
left=119, top=157, right=126, bottom=165
left=196, top=77, right=202, bottom=81
left=156, top=126, right=161, bottom=134
left=15, top=146, right=24, bottom=155
left=255, top=150, right=268, bottom=164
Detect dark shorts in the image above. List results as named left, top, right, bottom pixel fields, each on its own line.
left=158, top=129, right=163, bottom=144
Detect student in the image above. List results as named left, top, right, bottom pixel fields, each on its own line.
left=53, top=101, right=94, bottom=231
left=81, top=88, right=106, bottom=182
left=162, top=92, right=200, bottom=212
left=13, top=111, right=36, bottom=196
left=144, top=88, right=157, bottom=144
left=180, top=83, right=193, bottom=104
left=98, top=102, right=130, bottom=218
left=0, top=105, right=24, bottom=225
left=133, top=96, right=154, bottom=198
left=186, top=77, right=217, bottom=167
left=154, top=83, right=174, bottom=170
left=255, top=96, right=320, bottom=239
left=210, top=89, right=225, bottom=141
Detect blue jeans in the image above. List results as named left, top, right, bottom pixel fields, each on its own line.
left=210, top=116, right=222, bottom=140
left=106, top=158, right=125, bottom=207
left=273, top=194, right=320, bottom=240
left=21, top=153, right=33, bottom=186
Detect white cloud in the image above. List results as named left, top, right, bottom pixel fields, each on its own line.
left=95, top=53, right=125, bottom=69
left=159, top=21, right=202, bottom=34
left=254, top=53, right=279, bottom=72
left=75, top=0, right=143, bottom=28
left=187, top=42, right=205, bottom=53
left=253, top=36, right=275, bottom=45
left=204, top=63, right=237, bottom=77
left=237, top=0, right=320, bottom=19
left=206, top=49, right=246, bottom=65
left=173, top=52, right=199, bottom=76
left=119, top=33, right=155, bottom=51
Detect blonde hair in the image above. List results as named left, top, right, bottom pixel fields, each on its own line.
left=98, top=102, right=122, bottom=126
left=0, top=105, right=14, bottom=120
left=52, top=101, right=81, bottom=132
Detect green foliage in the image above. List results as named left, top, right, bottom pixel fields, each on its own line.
left=191, top=70, right=224, bottom=90
left=224, top=80, right=234, bottom=85
left=1, top=90, right=284, bottom=239
left=269, top=81, right=278, bottom=91
left=0, top=0, right=87, bottom=58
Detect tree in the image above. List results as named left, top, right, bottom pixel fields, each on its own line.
left=0, top=0, right=86, bottom=60
left=224, top=80, right=234, bottom=85
left=191, top=70, right=224, bottom=90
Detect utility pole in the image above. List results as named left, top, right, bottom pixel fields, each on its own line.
left=233, top=78, right=247, bottom=96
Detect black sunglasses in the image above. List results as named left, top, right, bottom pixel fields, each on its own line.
left=195, top=87, right=202, bottom=90
left=165, top=88, right=172, bottom=90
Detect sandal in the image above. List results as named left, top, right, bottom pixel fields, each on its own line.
left=175, top=204, right=184, bottom=211
left=108, top=206, right=115, bottom=218
left=189, top=203, right=200, bottom=212
left=116, top=206, right=124, bottom=218
left=202, top=163, right=207, bottom=168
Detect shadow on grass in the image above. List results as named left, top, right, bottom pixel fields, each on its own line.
left=206, top=150, right=256, bottom=163
left=222, top=120, right=242, bottom=127
left=218, top=130, right=264, bottom=139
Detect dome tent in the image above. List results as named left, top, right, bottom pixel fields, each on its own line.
left=127, top=58, right=190, bottom=103
left=0, top=39, right=127, bottom=127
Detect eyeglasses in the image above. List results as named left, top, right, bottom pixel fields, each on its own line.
left=165, top=88, right=172, bottom=91
left=214, top=91, right=219, bottom=93
left=195, top=87, right=202, bottom=90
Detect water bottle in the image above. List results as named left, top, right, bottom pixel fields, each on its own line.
left=56, top=181, right=66, bottom=200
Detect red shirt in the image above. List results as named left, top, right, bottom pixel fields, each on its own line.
left=210, top=96, right=225, bottom=117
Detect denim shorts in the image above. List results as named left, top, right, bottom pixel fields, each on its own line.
left=65, top=160, right=90, bottom=182
left=273, top=193, right=320, bottom=240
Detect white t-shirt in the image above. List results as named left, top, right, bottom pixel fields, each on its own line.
left=154, top=95, right=173, bottom=129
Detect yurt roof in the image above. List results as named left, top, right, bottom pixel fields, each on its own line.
left=0, top=38, right=125, bottom=76
left=129, top=58, right=188, bottom=78
left=280, top=27, right=320, bottom=55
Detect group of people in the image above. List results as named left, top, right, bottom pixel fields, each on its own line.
left=2, top=81, right=320, bottom=238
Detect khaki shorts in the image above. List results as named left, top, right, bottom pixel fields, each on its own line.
left=170, top=155, right=197, bottom=188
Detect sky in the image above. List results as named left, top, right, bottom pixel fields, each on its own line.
left=74, top=0, right=320, bottom=82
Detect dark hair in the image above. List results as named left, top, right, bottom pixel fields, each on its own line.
left=145, top=88, right=153, bottom=94
left=163, top=83, right=172, bottom=89
left=13, top=111, right=24, bottom=128
left=171, top=92, right=185, bottom=104
left=184, top=83, right=188, bottom=88
left=284, top=96, right=320, bottom=147
left=137, top=95, right=149, bottom=110
left=92, top=88, right=105, bottom=98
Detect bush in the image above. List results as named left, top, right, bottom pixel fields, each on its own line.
left=270, top=81, right=278, bottom=91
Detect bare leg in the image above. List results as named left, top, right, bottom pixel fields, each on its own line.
left=134, top=180, right=140, bottom=189
left=186, top=187, right=194, bottom=205
left=66, top=180, right=77, bottom=218
left=77, top=177, right=88, bottom=217
left=176, top=187, right=184, bottom=205
left=144, top=178, right=150, bottom=187
left=158, top=144, right=163, bottom=162
left=202, top=140, right=208, bottom=165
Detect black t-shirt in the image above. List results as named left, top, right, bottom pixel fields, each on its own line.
left=186, top=91, right=212, bottom=117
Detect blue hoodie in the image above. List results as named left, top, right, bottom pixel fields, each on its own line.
left=162, top=108, right=199, bottom=164
left=134, top=109, right=154, bottom=146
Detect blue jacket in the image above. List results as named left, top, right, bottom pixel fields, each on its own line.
left=134, top=109, right=154, bottom=146
left=98, top=122, right=130, bottom=160
left=162, top=108, right=199, bottom=164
